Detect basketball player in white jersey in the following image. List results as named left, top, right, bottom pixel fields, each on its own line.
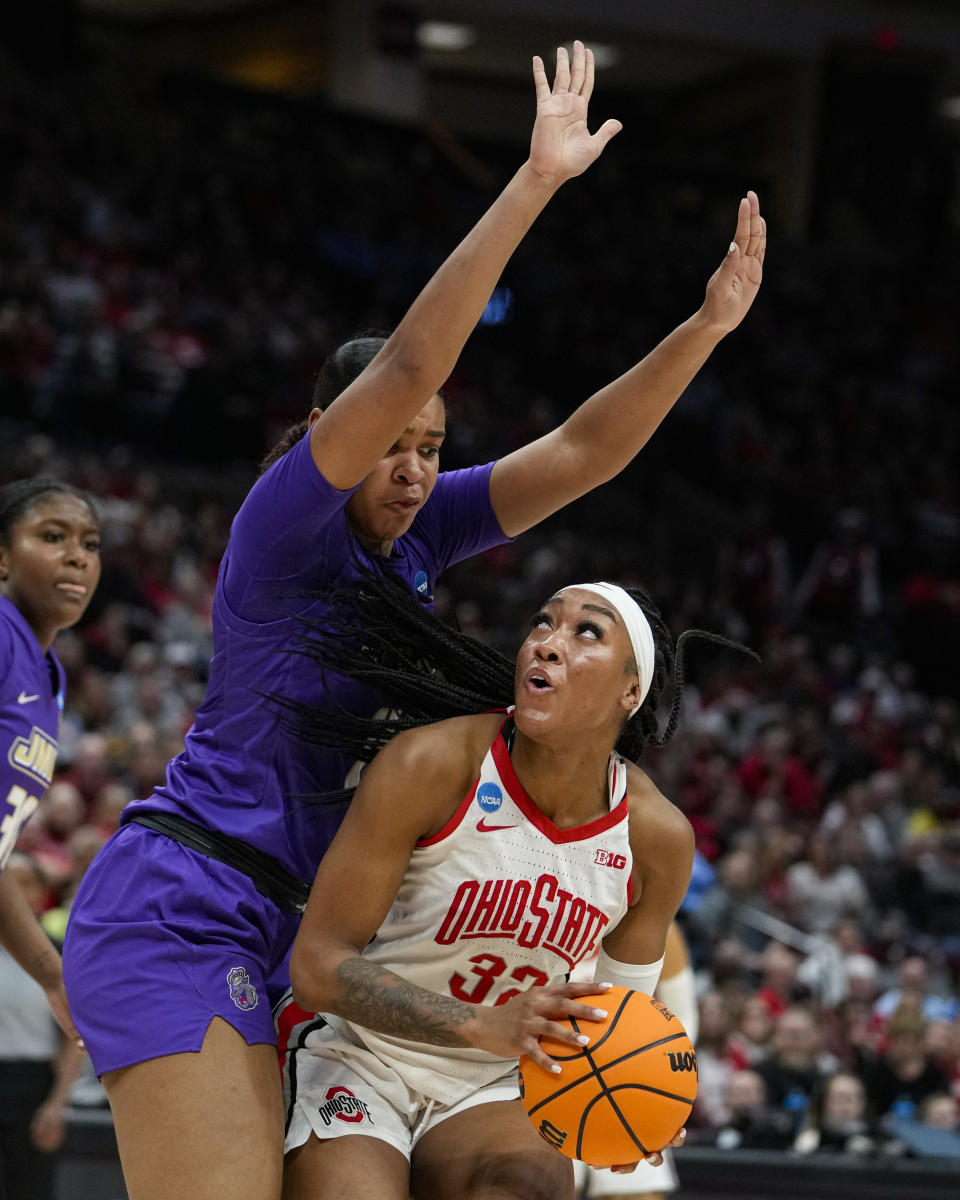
left=275, top=581, right=749, bottom=1200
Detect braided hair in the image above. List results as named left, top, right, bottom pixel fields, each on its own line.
left=271, top=565, right=758, bottom=799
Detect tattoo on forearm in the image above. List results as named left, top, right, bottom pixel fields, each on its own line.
left=336, top=958, right=474, bottom=1046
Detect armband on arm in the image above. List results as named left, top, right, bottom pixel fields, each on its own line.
left=655, top=965, right=699, bottom=1042
left=594, top=947, right=664, bottom=998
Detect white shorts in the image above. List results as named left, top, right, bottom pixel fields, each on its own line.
left=573, top=1149, right=678, bottom=1196
left=282, top=1015, right=521, bottom=1160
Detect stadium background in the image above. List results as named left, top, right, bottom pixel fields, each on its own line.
left=1, top=1, right=959, bottom=1196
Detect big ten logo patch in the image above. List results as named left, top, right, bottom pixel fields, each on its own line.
left=476, top=781, right=503, bottom=814
left=594, top=849, right=627, bottom=869
left=317, top=1086, right=374, bottom=1126
left=667, top=1049, right=698, bottom=1075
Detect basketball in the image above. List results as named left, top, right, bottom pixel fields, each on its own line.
left=519, top=987, right=697, bottom=1167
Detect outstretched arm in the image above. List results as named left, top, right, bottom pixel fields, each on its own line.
left=312, top=41, right=622, bottom=490
left=490, top=191, right=767, bottom=536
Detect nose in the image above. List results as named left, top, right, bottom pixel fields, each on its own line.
left=534, top=633, right=561, bottom=662
left=393, top=450, right=424, bottom=485
left=64, top=536, right=89, bottom=568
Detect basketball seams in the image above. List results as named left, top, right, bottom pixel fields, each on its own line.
left=576, top=1089, right=650, bottom=1161
left=571, top=996, right=682, bottom=1163
left=520, top=988, right=697, bottom=1164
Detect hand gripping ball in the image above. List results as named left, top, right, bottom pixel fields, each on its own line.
left=519, top=987, right=697, bottom=1167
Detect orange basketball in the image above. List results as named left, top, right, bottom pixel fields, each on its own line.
left=519, top=987, right=697, bottom=1167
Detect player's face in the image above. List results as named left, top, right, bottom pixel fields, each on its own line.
left=513, top=588, right=640, bottom=743
left=0, top=493, right=101, bottom=649
left=345, top=396, right=445, bottom=555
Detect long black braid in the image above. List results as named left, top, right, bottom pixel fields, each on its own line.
left=270, top=565, right=758, bottom=802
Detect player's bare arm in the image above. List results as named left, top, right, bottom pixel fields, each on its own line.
left=311, top=40, right=621, bottom=492
left=490, top=191, right=766, bottom=536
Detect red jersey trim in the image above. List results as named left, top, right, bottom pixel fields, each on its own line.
left=275, top=996, right=314, bottom=1070
left=491, top=729, right=629, bottom=845
left=417, top=779, right=478, bottom=847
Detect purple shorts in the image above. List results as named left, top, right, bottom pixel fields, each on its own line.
left=63, top=822, right=301, bottom=1076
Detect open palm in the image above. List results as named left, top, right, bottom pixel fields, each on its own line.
left=702, top=190, right=767, bottom=333
left=528, top=41, right=622, bottom=186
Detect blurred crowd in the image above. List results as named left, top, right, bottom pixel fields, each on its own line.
left=1, top=31, right=959, bottom=1189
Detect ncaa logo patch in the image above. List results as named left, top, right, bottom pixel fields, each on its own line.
left=476, top=781, right=503, bottom=813
left=227, top=966, right=259, bottom=1011
left=413, top=570, right=432, bottom=602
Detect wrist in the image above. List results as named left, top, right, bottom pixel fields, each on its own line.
left=516, top=158, right=565, bottom=201
left=688, top=307, right=730, bottom=340
left=461, top=1006, right=490, bottom=1051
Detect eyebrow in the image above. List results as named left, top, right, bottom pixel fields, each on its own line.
left=36, top=516, right=100, bottom=534
left=544, top=597, right=620, bottom=624
left=400, top=426, right=446, bottom=439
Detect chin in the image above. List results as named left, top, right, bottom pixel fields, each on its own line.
left=512, top=704, right=560, bottom=737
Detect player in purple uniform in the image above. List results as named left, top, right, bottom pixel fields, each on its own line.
left=0, top=478, right=101, bottom=1046
left=62, top=40, right=765, bottom=1200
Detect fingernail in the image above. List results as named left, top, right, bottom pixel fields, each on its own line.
left=593, top=1008, right=608, bottom=1019
left=729, top=242, right=738, bottom=254
left=577, top=1034, right=590, bottom=1045
left=551, top=1064, right=562, bottom=1074
left=598, top=982, right=613, bottom=989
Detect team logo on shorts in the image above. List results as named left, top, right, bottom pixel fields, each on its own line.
left=476, top=782, right=503, bottom=813
left=317, top=1085, right=374, bottom=1126
left=227, top=966, right=259, bottom=1011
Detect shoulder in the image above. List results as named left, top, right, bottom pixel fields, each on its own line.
left=362, top=712, right=507, bottom=830
left=0, top=600, right=23, bottom=679
left=624, top=762, right=695, bottom=867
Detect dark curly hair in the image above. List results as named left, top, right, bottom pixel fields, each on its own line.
left=269, top=564, right=758, bottom=803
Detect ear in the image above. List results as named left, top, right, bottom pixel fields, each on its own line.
left=620, top=675, right=641, bottom=716
left=307, top=407, right=323, bottom=429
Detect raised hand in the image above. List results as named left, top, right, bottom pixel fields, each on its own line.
left=528, top=40, right=622, bottom=188
left=470, top=980, right=612, bottom=1071
left=700, top=190, right=766, bottom=333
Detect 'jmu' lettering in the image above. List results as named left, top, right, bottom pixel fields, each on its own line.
left=8, top=728, right=58, bottom=788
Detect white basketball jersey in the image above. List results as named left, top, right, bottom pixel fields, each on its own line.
left=320, top=715, right=633, bottom=1104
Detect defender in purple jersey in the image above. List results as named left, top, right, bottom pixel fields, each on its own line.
left=62, top=40, right=766, bottom=1200
left=0, top=478, right=101, bottom=1048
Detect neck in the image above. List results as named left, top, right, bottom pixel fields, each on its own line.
left=509, top=728, right=616, bottom=828
left=348, top=521, right=393, bottom=557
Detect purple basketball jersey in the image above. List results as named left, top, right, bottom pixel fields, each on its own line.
left=0, top=596, right=65, bottom=873
left=122, top=432, right=509, bottom=883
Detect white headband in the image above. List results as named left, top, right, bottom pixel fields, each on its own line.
left=565, top=582, right=655, bottom=716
